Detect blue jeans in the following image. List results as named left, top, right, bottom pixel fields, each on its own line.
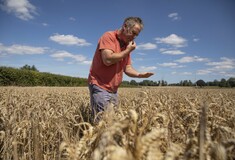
left=88, top=84, right=118, bottom=122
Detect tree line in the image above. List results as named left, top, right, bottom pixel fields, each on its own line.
left=0, top=65, right=234, bottom=87
left=122, top=78, right=235, bottom=88
left=174, top=78, right=235, bottom=87
left=0, top=65, right=87, bottom=86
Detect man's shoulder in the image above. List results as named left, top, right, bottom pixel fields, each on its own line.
left=102, top=30, right=117, bottom=37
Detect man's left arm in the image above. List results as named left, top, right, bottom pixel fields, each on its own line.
left=124, top=65, right=154, bottom=78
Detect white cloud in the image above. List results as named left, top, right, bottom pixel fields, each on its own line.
left=0, top=0, right=37, bottom=21
left=181, top=72, right=192, bottom=75
left=168, top=12, right=181, bottom=21
left=50, top=50, right=87, bottom=63
left=136, top=52, right=147, bottom=56
left=158, top=62, right=184, bottom=68
left=139, top=66, right=157, bottom=72
left=206, top=57, right=235, bottom=70
left=175, top=56, right=209, bottom=63
left=224, top=72, right=235, bottom=77
left=206, top=57, right=235, bottom=76
left=69, top=17, right=76, bottom=21
left=196, top=69, right=212, bottom=75
left=82, top=60, right=92, bottom=65
left=159, top=62, right=178, bottom=67
left=155, top=34, right=187, bottom=47
left=135, top=58, right=144, bottom=61
left=137, top=43, right=157, bottom=50
left=159, top=48, right=167, bottom=52
left=42, top=23, right=48, bottom=26
left=193, top=38, right=200, bottom=42
left=0, top=43, right=48, bottom=55
left=49, top=34, right=91, bottom=46
left=171, top=71, right=192, bottom=75
left=160, top=49, right=185, bottom=55
left=196, top=57, right=235, bottom=77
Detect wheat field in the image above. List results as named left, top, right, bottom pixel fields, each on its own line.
left=0, top=87, right=234, bottom=160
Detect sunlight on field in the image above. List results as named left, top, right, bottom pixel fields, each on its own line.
left=0, top=87, right=234, bottom=159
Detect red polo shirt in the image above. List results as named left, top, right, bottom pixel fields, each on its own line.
left=88, top=30, right=131, bottom=93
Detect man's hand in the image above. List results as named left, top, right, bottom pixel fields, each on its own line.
left=126, top=41, right=136, bottom=52
left=138, top=72, right=154, bottom=78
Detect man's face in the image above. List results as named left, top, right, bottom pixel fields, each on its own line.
left=122, top=24, right=141, bottom=43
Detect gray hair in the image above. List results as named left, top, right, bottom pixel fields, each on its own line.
left=123, top=17, right=144, bottom=30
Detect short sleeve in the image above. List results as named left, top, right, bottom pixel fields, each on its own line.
left=99, top=32, right=116, bottom=52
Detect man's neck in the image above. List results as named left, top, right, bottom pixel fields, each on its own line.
left=117, top=29, right=127, bottom=48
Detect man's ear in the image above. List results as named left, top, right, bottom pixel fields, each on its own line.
left=120, top=25, right=125, bottom=33
left=123, top=24, right=128, bottom=30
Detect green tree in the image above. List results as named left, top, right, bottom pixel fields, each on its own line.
left=21, top=64, right=30, bottom=70
left=196, top=79, right=206, bottom=87
left=219, top=78, right=227, bottom=87
left=31, top=65, right=39, bottom=72
left=213, top=79, right=220, bottom=86
left=20, top=64, right=39, bottom=72
left=227, top=77, right=235, bottom=87
left=188, top=80, right=193, bottom=86
left=130, top=80, right=138, bottom=86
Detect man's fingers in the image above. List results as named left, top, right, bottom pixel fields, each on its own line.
left=139, top=72, right=154, bottom=78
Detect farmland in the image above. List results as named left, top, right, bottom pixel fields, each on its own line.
left=0, top=87, right=234, bottom=160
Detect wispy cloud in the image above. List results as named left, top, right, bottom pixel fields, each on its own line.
left=160, top=49, right=185, bottom=55
left=139, top=66, right=157, bottom=72
left=158, top=62, right=184, bottom=68
left=69, top=17, right=76, bottom=21
left=175, top=56, right=209, bottom=63
left=181, top=72, right=192, bottom=75
left=206, top=57, right=235, bottom=70
left=155, top=34, right=187, bottom=48
left=0, top=0, right=37, bottom=21
left=223, top=72, right=235, bottom=77
left=134, top=57, right=144, bottom=61
left=196, top=70, right=212, bottom=75
left=0, top=43, right=48, bottom=55
left=137, top=43, right=157, bottom=50
left=168, top=12, right=181, bottom=21
left=50, top=50, right=86, bottom=63
left=49, top=34, right=91, bottom=46
left=159, top=62, right=178, bottom=67
left=0, top=43, right=91, bottom=65
left=171, top=71, right=192, bottom=75
left=136, top=52, right=147, bottom=56
left=42, top=23, right=48, bottom=27
left=196, top=57, right=235, bottom=77
left=82, top=60, right=92, bottom=65
left=193, top=38, right=200, bottom=42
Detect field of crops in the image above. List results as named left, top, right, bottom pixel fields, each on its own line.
left=0, top=87, right=234, bottom=160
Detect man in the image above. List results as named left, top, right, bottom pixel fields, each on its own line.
left=88, top=17, right=154, bottom=121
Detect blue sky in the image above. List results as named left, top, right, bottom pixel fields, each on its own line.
left=0, top=0, right=235, bottom=84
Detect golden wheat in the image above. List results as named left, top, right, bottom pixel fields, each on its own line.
left=0, top=87, right=234, bottom=160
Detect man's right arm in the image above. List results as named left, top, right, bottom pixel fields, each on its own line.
left=101, top=41, right=136, bottom=66
left=101, top=49, right=130, bottom=66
